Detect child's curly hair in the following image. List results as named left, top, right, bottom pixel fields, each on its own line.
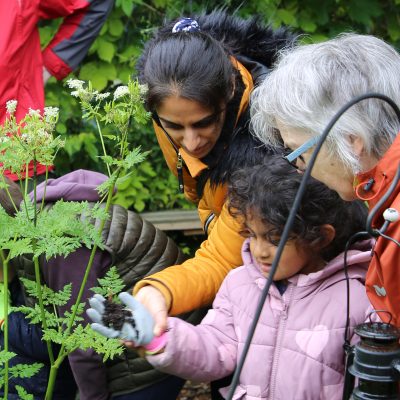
left=228, top=155, right=367, bottom=261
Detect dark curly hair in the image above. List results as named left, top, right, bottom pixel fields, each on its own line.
left=228, top=155, right=368, bottom=261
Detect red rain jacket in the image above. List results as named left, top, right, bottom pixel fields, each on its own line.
left=0, top=0, right=113, bottom=180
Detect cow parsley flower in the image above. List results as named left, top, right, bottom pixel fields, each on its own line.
left=6, top=100, right=17, bottom=114
left=44, top=106, right=59, bottom=121
left=28, top=108, right=41, bottom=117
left=139, top=84, right=148, bottom=97
left=96, top=92, right=111, bottom=101
left=113, top=86, right=130, bottom=100
left=66, top=79, right=85, bottom=90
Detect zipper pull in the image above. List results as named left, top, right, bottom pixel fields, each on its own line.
left=177, top=152, right=184, bottom=193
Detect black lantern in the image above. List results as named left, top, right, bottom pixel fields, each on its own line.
left=343, top=312, right=400, bottom=400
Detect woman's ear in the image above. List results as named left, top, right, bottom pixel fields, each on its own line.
left=318, top=224, right=336, bottom=249
left=348, top=134, right=365, bottom=158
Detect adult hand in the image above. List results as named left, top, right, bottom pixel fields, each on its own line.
left=86, top=292, right=154, bottom=345
left=135, top=286, right=168, bottom=337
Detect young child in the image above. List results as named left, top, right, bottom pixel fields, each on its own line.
left=89, top=156, right=375, bottom=399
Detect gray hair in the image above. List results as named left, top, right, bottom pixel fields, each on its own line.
left=251, top=33, right=400, bottom=172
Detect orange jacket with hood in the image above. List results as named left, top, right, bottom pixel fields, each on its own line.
left=133, top=59, right=254, bottom=314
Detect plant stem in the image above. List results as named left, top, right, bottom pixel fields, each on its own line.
left=33, top=254, right=54, bottom=364
left=40, top=167, right=49, bottom=213
left=95, top=117, right=111, bottom=177
left=1, top=253, right=9, bottom=400
left=1, top=176, right=18, bottom=214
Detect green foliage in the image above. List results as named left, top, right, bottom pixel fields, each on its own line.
left=0, top=349, right=43, bottom=395
left=0, top=79, right=149, bottom=399
left=15, top=386, right=34, bottom=400
left=91, top=266, right=126, bottom=299
left=40, top=0, right=400, bottom=213
left=0, top=199, right=105, bottom=260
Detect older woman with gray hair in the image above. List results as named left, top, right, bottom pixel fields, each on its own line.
left=250, top=33, right=400, bottom=326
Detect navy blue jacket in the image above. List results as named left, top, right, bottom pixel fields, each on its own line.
left=0, top=279, right=77, bottom=399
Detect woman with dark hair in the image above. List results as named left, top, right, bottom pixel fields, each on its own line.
left=132, top=10, right=294, bottom=339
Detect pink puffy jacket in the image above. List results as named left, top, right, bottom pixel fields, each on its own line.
left=147, top=239, right=376, bottom=400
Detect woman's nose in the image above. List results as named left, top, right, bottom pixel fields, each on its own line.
left=182, top=129, right=200, bottom=152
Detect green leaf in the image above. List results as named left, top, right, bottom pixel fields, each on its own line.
left=97, top=39, right=116, bottom=63
left=109, top=19, right=125, bottom=37
left=347, top=0, right=383, bottom=26
left=9, top=362, right=43, bottom=379
left=275, top=9, right=297, bottom=26
left=56, top=122, right=67, bottom=134
left=121, top=0, right=134, bottom=16
left=91, top=266, right=126, bottom=298
left=16, top=385, right=35, bottom=400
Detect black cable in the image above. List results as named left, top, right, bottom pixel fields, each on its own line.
left=226, top=92, right=400, bottom=400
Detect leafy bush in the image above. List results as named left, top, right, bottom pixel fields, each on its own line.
left=40, top=0, right=400, bottom=213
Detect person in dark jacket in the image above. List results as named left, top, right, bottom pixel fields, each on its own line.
left=15, top=169, right=192, bottom=400
left=0, top=178, right=77, bottom=399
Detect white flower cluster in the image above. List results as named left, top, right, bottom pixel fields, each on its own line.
left=113, top=86, right=130, bottom=100
left=6, top=100, right=18, bottom=114
left=96, top=92, right=111, bottom=101
left=28, top=108, right=41, bottom=117
left=21, top=129, right=52, bottom=146
left=66, top=79, right=85, bottom=90
left=44, top=106, right=59, bottom=119
left=139, top=84, right=148, bottom=97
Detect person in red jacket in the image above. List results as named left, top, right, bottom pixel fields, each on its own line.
left=0, top=0, right=113, bottom=181
left=251, top=33, right=400, bottom=327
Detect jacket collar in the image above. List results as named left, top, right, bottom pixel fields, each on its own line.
left=355, top=133, right=400, bottom=211
left=241, top=238, right=371, bottom=290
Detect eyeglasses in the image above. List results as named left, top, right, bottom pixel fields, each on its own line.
left=283, top=135, right=320, bottom=168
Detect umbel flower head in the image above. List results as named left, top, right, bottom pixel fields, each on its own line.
left=0, top=101, right=64, bottom=179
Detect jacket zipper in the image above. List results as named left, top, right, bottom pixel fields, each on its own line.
left=157, top=122, right=186, bottom=193
left=177, top=152, right=184, bottom=193
left=203, top=212, right=215, bottom=236
left=269, top=284, right=294, bottom=399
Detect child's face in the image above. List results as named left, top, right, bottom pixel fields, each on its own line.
left=245, top=211, right=325, bottom=282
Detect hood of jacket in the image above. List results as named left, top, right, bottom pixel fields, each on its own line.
left=32, top=169, right=107, bottom=203
left=241, top=238, right=372, bottom=296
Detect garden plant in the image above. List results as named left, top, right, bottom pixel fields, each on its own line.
left=0, top=79, right=150, bottom=400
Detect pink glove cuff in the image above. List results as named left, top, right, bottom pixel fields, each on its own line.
left=144, top=332, right=167, bottom=355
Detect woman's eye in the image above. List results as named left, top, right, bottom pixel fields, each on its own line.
left=164, top=123, right=183, bottom=130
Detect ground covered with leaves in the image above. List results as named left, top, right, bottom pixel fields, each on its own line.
left=177, top=381, right=211, bottom=400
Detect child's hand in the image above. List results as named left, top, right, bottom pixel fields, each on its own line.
left=86, top=292, right=155, bottom=346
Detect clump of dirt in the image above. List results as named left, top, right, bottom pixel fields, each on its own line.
left=102, top=299, right=136, bottom=331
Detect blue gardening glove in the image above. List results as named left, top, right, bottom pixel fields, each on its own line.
left=86, top=292, right=155, bottom=345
